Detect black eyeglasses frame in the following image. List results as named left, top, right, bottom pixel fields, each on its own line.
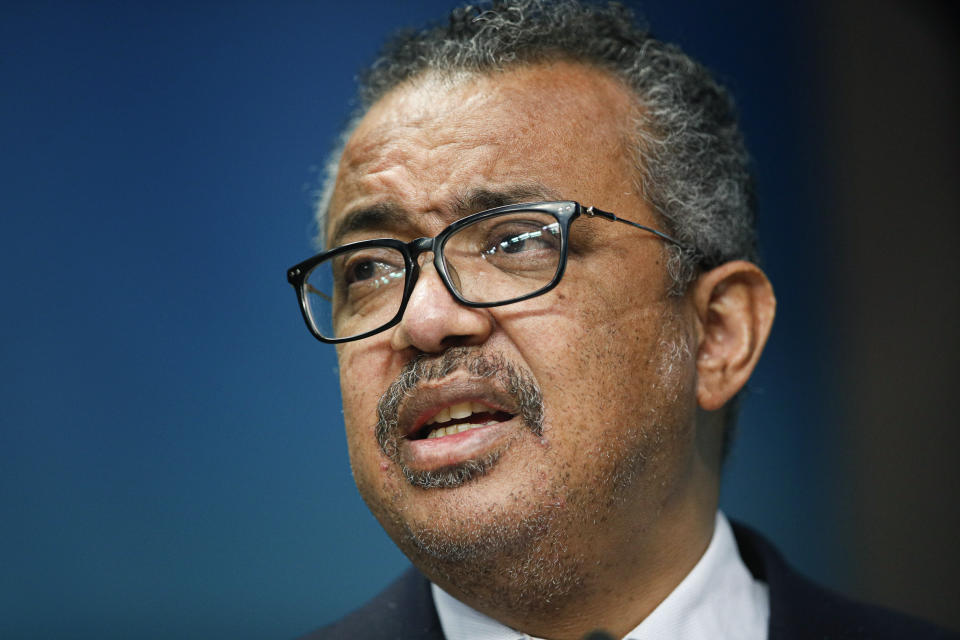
left=286, top=200, right=683, bottom=344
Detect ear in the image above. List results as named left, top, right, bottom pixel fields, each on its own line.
left=691, top=261, right=776, bottom=411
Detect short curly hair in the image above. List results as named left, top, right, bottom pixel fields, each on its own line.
left=315, top=0, right=758, bottom=296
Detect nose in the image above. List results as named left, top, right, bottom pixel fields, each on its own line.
left=390, top=256, right=493, bottom=353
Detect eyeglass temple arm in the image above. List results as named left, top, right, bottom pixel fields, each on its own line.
left=583, top=206, right=684, bottom=248
left=305, top=282, right=332, bottom=302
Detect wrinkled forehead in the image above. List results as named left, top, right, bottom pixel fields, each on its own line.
left=327, top=63, right=639, bottom=241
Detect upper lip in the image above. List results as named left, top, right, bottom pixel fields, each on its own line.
left=396, top=377, right=519, bottom=439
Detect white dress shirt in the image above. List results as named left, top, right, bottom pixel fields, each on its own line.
left=431, top=512, right=769, bottom=640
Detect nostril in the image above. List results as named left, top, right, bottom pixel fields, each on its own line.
left=439, top=334, right=476, bottom=350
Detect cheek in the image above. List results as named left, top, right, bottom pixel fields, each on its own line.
left=338, top=362, right=405, bottom=508
left=336, top=346, right=395, bottom=471
left=516, top=284, right=686, bottom=434
left=337, top=343, right=393, bottom=422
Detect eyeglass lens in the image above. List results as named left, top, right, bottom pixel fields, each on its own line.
left=302, top=210, right=564, bottom=341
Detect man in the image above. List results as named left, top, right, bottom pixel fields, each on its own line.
left=286, top=1, right=956, bottom=638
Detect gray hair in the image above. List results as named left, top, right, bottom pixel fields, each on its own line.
left=314, top=0, right=758, bottom=294
left=315, top=0, right=758, bottom=455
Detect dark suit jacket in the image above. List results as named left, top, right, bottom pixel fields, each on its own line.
left=302, top=523, right=957, bottom=639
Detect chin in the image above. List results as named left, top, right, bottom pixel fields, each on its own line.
left=388, top=485, right=590, bottom=617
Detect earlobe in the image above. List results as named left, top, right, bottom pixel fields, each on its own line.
left=692, top=261, right=776, bottom=410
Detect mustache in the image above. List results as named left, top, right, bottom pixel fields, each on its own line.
left=375, top=347, right=544, bottom=459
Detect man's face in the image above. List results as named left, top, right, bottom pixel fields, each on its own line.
left=327, top=63, right=703, bottom=601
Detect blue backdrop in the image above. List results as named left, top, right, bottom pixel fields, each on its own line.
left=1, top=2, right=836, bottom=638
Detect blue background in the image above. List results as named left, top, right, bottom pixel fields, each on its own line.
left=2, top=1, right=857, bottom=638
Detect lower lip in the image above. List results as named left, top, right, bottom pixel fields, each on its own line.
left=400, top=418, right=520, bottom=471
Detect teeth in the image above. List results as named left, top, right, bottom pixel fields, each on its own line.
left=426, top=421, right=498, bottom=439
left=421, top=401, right=509, bottom=439
left=425, top=401, right=492, bottom=425
left=425, top=419, right=503, bottom=439
left=449, top=402, right=472, bottom=420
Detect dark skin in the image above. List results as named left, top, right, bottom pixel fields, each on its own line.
left=327, top=62, right=775, bottom=639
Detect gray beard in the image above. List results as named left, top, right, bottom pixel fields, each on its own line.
left=374, top=347, right=544, bottom=489
left=370, top=347, right=585, bottom=614
left=402, top=487, right=586, bottom=617
left=365, top=328, right=691, bottom=619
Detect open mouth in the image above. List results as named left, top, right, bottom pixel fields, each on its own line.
left=408, top=401, right=514, bottom=441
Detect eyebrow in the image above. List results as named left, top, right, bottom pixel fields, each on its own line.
left=328, top=201, right=408, bottom=248
left=452, top=184, right=562, bottom=215
left=328, top=183, right=563, bottom=248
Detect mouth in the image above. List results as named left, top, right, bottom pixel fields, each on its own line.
left=374, top=349, right=544, bottom=486
left=408, top=400, right=515, bottom=441
left=387, top=384, right=528, bottom=476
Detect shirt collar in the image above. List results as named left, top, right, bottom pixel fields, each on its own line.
left=431, top=512, right=769, bottom=640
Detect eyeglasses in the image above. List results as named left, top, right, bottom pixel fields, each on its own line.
left=287, top=201, right=683, bottom=344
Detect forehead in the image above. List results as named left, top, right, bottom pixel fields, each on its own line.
left=329, top=62, right=638, bottom=237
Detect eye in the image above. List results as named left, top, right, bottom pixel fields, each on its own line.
left=333, top=248, right=405, bottom=289
left=345, top=259, right=381, bottom=283
left=345, top=260, right=402, bottom=286
left=483, top=221, right=561, bottom=256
